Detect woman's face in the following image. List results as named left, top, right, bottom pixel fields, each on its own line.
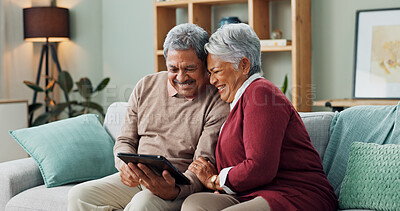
left=207, top=54, right=250, bottom=103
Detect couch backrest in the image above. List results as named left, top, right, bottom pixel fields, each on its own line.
left=299, top=112, right=334, bottom=160
left=103, top=102, right=128, bottom=141
left=104, top=102, right=334, bottom=160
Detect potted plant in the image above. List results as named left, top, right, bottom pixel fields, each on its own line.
left=24, top=71, right=110, bottom=126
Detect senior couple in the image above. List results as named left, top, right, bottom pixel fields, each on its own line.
left=68, top=23, right=337, bottom=211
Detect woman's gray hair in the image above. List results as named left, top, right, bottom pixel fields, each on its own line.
left=205, top=23, right=261, bottom=76
left=163, top=23, right=209, bottom=66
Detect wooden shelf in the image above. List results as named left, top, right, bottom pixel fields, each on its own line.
left=261, top=45, right=292, bottom=52
left=156, top=0, right=247, bottom=6
left=192, top=0, right=247, bottom=5
left=313, top=99, right=399, bottom=107
left=155, top=1, right=189, bottom=7
left=153, top=0, right=311, bottom=111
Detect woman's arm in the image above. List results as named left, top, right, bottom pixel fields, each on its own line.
left=188, top=157, right=224, bottom=191
left=225, top=84, right=292, bottom=192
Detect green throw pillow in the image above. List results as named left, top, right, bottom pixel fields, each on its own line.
left=339, top=142, right=400, bottom=210
left=9, top=114, right=117, bottom=188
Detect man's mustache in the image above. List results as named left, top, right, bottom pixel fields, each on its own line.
left=173, top=80, right=195, bottom=84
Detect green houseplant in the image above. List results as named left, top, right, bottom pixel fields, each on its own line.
left=281, top=74, right=288, bottom=95
left=24, top=71, right=110, bottom=126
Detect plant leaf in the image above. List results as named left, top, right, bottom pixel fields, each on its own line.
left=24, top=81, right=44, bottom=92
left=58, top=71, right=74, bottom=93
left=72, top=109, right=84, bottom=117
left=94, top=78, right=110, bottom=92
left=76, top=77, right=93, bottom=99
left=32, top=112, right=51, bottom=126
left=49, top=99, right=56, bottom=107
left=46, top=79, right=56, bottom=92
left=52, top=102, right=70, bottom=116
left=28, top=103, right=43, bottom=114
left=281, top=74, right=288, bottom=94
left=79, top=101, right=104, bottom=115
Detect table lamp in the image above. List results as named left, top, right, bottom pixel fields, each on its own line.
left=23, top=6, right=70, bottom=126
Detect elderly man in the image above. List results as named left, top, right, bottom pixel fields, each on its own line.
left=68, top=23, right=229, bottom=211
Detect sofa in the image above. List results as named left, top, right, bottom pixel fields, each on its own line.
left=0, top=102, right=378, bottom=211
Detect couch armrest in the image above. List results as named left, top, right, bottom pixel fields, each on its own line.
left=0, top=158, right=43, bottom=210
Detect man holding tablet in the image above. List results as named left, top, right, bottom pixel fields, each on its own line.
left=68, top=23, right=229, bottom=211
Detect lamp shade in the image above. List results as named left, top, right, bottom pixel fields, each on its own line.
left=23, top=7, right=70, bottom=42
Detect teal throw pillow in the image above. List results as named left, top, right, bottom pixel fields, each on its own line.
left=339, top=142, right=400, bottom=210
left=9, top=114, right=117, bottom=188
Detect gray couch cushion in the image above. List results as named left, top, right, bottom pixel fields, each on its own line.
left=103, top=102, right=128, bottom=141
left=299, top=112, right=335, bottom=160
left=5, top=184, right=74, bottom=211
left=0, top=158, right=43, bottom=211
left=339, top=210, right=376, bottom=211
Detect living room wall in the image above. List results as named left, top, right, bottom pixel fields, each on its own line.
left=1, top=0, right=399, bottom=160
left=98, top=0, right=400, bottom=111
left=4, top=0, right=399, bottom=110
left=101, top=0, right=154, bottom=107
left=312, top=0, right=400, bottom=111
left=53, top=0, right=153, bottom=108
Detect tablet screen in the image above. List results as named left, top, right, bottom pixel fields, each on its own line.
left=117, top=153, right=191, bottom=185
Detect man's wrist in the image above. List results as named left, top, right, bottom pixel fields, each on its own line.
left=170, top=185, right=181, bottom=200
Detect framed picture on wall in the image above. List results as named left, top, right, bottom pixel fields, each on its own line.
left=353, top=8, right=400, bottom=99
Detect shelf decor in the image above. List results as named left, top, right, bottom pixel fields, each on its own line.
left=353, top=8, right=400, bottom=99
left=153, top=0, right=312, bottom=111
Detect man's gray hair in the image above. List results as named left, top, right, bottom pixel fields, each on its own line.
left=163, top=23, right=209, bottom=65
left=204, top=23, right=261, bottom=76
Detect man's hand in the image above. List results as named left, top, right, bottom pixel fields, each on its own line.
left=128, top=163, right=180, bottom=200
left=120, top=164, right=140, bottom=187
left=188, top=157, right=218, bottom=190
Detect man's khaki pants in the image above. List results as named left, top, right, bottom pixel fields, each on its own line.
left=68, top=172, right=184, bottom=211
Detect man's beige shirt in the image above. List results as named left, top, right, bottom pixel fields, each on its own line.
left=114, top=71, right=229, bottom=199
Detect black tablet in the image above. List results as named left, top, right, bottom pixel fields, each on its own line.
left=117, top=153, right=191, bottom=185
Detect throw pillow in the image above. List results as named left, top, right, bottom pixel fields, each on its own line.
left=339, top=142, right=400, bottom=210
left=9, top=114, right=117, bottom=188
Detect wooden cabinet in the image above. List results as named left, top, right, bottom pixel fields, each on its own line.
left=154, top=0, right=311, bottom=111
left=0, top=100, right=29, bottom=162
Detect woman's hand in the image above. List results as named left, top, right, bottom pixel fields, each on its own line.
left=188, top=157, right=218, bottom=190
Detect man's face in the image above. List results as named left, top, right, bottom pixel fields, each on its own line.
left=167, top=49, right=208, bottom=99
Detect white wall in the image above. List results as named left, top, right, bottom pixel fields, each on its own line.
left=0, top=0, right=35, bottom=101
left=57, top=0, right=103, bottom=104
left=92, top=0, right=400, bottom=110
left=312, top=0, right=400, bottom=108
left=101, top=0, right=154, bottom=107
left=5, top=0, right=400, bottom=109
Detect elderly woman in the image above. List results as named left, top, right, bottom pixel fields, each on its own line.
left=182, top=23, right=338, bottom=211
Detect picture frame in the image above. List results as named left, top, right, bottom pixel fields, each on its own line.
left=353, top=8, right=400, bottom=99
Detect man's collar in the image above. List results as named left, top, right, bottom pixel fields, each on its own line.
left=167, top=80, right=178, bottom=97
left=167, top=80, right=195, bottom=101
